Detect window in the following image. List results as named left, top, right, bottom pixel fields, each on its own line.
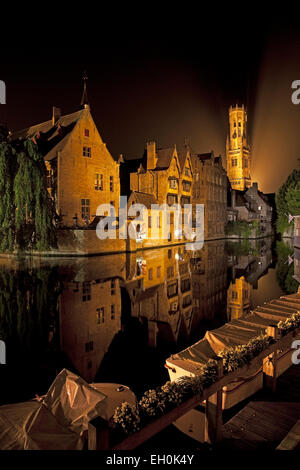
left=85, top=341, right=93, bottom=352
left=84, top=129, right=89, bottom=137
left=232, top=291, right=238, bottom=300
left=111, top=304, right=115, bottom=320
left=148, top=268, right=153, bottom=280
left=81, top=199, right=90, bottom=221
left=82, top=282, right=91, bottom=302
left=181, top=278, right=191, bottom=293
left=110, top=176, right=114, bottom=192
left=181, top=196, right=190, bottom=206
left=182, top=294, right=192, bottom=308
left=95, top=173, right=103, bottom=190
left=231, top=158, right=238, bottom=167
left=148, top=216, right=152, bottom=228
left=96, top=307, right=105, bottom=324
left=169, top=178, right=177, bottom=189
left=167, top=281, right=178, bottom=298
left=157, top=266, right=161, bottom=278
left=111, top=279, right=116, bottom=295
left=182, top=181, right=191, bottom=192
left=167, top=194, right=178, bottom=205
left=185, top=167, right=191, bottom=177
left=167, top=266, right=174, bottom=278
left=168, top=249, right=172, bottom=259
left=83, top=146, right=91, bottom=158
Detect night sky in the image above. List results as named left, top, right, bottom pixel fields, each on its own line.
left=1, top=13, right=300, bottom=193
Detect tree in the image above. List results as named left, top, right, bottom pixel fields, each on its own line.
left=0, top=131, right=57, bottom=252
left=275, top=169, right=300, bottom=234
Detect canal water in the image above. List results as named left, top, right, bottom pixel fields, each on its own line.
left=0, top=238, right=297, bottom=408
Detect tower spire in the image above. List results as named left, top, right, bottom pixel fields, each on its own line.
left=81, top=71, right=89, bottom=109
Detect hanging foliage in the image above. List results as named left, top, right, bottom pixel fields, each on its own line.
left=0, top=129, right=57, bottom=252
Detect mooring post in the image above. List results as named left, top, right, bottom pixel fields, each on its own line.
left=204, top=357, right=223, bottom=445
left=88, top=416, right=110, bottom=450
left=263, top=325, right=278, bottom=393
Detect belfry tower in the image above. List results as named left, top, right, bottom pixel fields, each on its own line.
left=226, top=104, right=251, bottom=190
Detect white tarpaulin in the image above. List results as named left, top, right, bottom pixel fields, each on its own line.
left=0, top=368, right=134, bottom=450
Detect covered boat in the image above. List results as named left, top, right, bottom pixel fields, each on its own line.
left=165, top=293, right=300, bottom=442
left=0, top=368, right=136, bottom=450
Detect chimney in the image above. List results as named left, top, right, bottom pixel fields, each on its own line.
left=146, top=141, right=157, bottom=170
left=52, top=106, right=61, bottom=126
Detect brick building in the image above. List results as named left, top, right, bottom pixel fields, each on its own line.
left=191, top=151, right=227, bottom=240
left=11, top=105, right=121, bottom=228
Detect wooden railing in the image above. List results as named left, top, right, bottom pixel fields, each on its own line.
left=88, top=325, right=299, bottom=450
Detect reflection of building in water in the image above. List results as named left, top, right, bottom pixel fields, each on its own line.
left=227, top=276, right=251, bottom=320
left=190, top=241, right=228, bottom=327
left=59, top=277, right=122, bottom=383
left=226, top=239, right=273, bottom=320
left=128, top=246, right=193, bottom=346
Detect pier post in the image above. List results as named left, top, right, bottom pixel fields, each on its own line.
left=263, top=325, right=278, bottom=393
left=88, top=416, right=110, bottom=450
left=204, top=357, right=223, bottom=445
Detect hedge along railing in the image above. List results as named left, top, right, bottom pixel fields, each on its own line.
left=88, top=315, right=300, bottom=450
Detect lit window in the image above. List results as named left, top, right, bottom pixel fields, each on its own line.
left=83, top=146, right=91, bottom=158
left=81, top=199, right=90, bottom=221
left=111, top=304, right=115, bottom=320
left=95, top=173, right=103, bottom=190
left=169, top=178, right=177, bottom=189
left=82, top=282, right=91, bottom=302
left=182, top=181, right=191, bottom=192
left=96, top=307, right=105, bottom=324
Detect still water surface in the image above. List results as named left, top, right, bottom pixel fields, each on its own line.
left=0, top=238, right=297, bottom=406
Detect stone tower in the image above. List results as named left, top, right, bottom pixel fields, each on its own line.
left=226, top=104, right=251, bottom=190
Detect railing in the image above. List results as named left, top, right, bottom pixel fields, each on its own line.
left=88, top=325, right=300, bottom=450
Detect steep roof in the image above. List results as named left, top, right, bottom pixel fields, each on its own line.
left=177, top=147, right=190, bottom=172
left=128, top=191, right=157, bottom=209
left=155, top=146, right=176, bottom=170
left=10, top=109, right=85, bottom=161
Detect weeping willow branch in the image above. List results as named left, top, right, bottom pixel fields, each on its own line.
left=0, top=132, right=57, bottom=252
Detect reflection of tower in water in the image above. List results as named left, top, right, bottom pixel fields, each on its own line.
left=227, top=276, right=251, bottom=320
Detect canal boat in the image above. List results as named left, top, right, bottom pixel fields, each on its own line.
left=165, top=292, right=300, bottom=443
left=0, top=368, right=136, bottom=450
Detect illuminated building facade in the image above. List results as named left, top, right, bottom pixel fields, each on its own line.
left=226, top=104, right=251, bottom=191
left=191, top=151, right=227, bottom=239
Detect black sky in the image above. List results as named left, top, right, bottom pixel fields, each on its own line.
left=1, top=13, right=300, bottom=192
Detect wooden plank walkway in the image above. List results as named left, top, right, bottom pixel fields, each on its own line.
left=218, top=364, right=300, bottom=450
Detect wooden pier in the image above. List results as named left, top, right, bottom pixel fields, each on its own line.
left=218, top=363, right=300, bottom=450
left=88, top=308, right=300, bottom=450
